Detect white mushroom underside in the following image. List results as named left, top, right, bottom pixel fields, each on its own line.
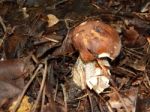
left=98, top=52, right=114, bottom=60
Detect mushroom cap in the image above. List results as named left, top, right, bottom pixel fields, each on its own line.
left=70, top=20, right=121, bottom=62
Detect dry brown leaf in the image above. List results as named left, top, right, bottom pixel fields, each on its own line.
left=0, top=59, right=33, bottom=103
left=0, top=81, right=22, bottom=100
left=0, top=59, right=30, bottom=80
left=124, top=26, right=139, bottom=47
left=47, top=14, right=59, bottom=27
left=108, top=87, right=138, bottom=112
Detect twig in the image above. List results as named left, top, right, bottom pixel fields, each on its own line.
left=13, top=64, right=43, bottom=112
left=96, top=97, right=104, bottom=112
left=32, top=60, right=48, bottom=112
left=61, top=84, right=68, bottom=112
left=41, top=86, right=46, bottom=112
left=141, top=2, right=150, bottom=12
left=31, top=54, right=39, bottom=64
left=144, top=71, right=150, bottom=88
left=124, top=47, right=144, bottom=59
left=0, top=16, right=6, bottom=32
left=59, top=18, right=74, bottom=30
left=99, top=95, right=113, bottom=112
left=117, top=67, right=137, bottom=76
left=106, top=102, right=114, bottom=112
left=54, top=79, right=58, bottom=101
left=43, top=36, right=59, bottom=43
left=76, top=101, right=81, bottom=111
left=87, top=90, right=94, bottom=112
left=75, top=93, right=88, bottom=100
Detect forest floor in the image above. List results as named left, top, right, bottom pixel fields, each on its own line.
left=0, top=0, right=150, bottom=112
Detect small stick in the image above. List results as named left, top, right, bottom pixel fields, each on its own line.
left=32, top=61, right=48, bottom=112
left=0, top=16, right=6, bottom=32
left=87, top=90, right=94, bottom=112
left=141, top=2, right=150, bottom=12
left=41, top=86, right=46, bottom=112
left=144, top=71, right=150, bottom=88
left=75, top=93, right=88, bottom=100
left=106, top=102, right=114, bottom=112
left=13, top=64, right=43, bottom=112
left=61, top=84, right=68, bottom=112
left=31, top=54, right=39, bottom=64
left=54, top=79, right=58, bottom=101
left=76, top=100, right=81, bottom=111
left=43, top=36, right=59, bottom=43
left=99, top=95, right=113, bottom=112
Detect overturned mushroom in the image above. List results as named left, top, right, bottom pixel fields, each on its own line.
left=71, top=20, right=121, bottom=94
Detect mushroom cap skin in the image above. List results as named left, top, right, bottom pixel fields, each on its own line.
left=70, top=20, right=122, bottom=62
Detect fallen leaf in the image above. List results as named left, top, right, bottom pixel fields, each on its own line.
left=0, top=59, right=30, bottom=80
left=123, top=26, right=147, bottom=48
left=0, top=80, right=22, bottom=100
left=108, top=87, right=138, bottom=112
left=0, top=59, right=33, bottom=104
left=3, top=31, right=28, bottom=59
left=124, top=26, right=139, bottom=46
left=47, top=14, right=59, bottom=27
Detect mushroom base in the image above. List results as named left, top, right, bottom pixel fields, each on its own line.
left=72, top=57, right=110, bottom=94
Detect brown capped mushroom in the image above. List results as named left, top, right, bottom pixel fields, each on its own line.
left=70, top=20, right=121, bottom=62
left=71, top=20, right=122, bottom=94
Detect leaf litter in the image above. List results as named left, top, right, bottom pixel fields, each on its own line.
left=0, top=0, right=150, bottom=112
